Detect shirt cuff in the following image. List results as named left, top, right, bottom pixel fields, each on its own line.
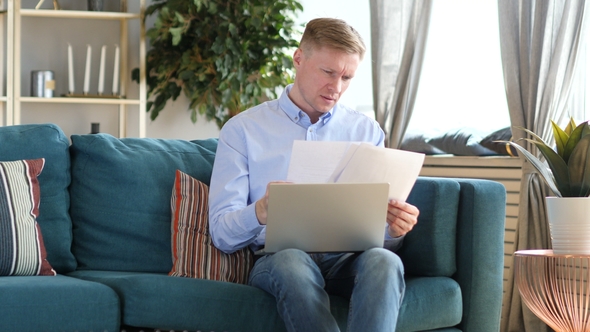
left=242, top=202, right=266, bottom=236
left=384, top=226, right=405, bottom=252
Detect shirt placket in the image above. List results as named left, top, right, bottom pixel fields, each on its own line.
left=306, top=123, right=319, bottom=141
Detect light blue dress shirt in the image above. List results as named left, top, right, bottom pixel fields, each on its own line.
left=208, top=84, right=402, bottom=254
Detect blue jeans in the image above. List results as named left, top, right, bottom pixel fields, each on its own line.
left=248, top=248, right=405, bottom=332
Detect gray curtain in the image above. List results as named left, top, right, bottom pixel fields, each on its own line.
left=369, top=0, right=432, bottom=148
left=498, top=1, right=589, bottom=331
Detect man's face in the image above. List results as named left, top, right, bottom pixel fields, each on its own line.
left=289, top=46, right=361, bottom=123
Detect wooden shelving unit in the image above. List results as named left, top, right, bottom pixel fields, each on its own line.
left=5, top=0, right=147, bottom=137
left=0, top=2, right=6, bottom=126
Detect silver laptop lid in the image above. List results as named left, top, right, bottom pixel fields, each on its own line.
left=261, top=182, right=389, bottom=254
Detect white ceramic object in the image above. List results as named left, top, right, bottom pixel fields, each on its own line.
left=546, top=197, right=590, bottom=254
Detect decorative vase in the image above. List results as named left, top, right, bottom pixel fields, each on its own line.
left=30, top=70, right=55, bottom=97
left=546, top=196, right=590, bottom=254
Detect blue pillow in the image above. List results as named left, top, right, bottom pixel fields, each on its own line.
left=427, top=128, right=498, bottom=156
left=401, top=133, right=446, bottom=155
left=479, top=127, right=518, bottom=156
left=69, top=134, right=218, bottom=273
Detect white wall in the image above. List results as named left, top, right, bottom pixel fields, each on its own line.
left=12, top=0, right=373, bottom=140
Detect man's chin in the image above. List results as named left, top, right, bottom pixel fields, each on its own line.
left=317, top=100, right=336, bottom=111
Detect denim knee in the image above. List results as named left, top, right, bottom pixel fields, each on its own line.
left=347, top=248, right=405, bottom=331
left=249, top=249, right=339, bottom=331
left=249, top=249, right=324, bottom=289
left=358, top=247, right=404, bottom=278
left=272, top=248, right=316, bottom=271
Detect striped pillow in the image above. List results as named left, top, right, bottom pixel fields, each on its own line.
left=0, top=159, right=56, bottom=276
left=169, top=170, right=253, bottom=284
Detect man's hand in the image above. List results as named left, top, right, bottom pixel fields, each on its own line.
left=255, top=181, right=291, bottom=225
left=386, top=200, right=419, bottom=238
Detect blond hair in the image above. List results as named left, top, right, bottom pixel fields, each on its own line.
left=299, top=18, right=366, bottom=60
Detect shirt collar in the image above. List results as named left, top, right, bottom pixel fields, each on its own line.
left=279, top=84, right=335, bottom=125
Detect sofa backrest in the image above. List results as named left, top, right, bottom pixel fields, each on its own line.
left=69, top=134, right=217, bottom=272
left=0, top=124, right=77, bottom=273
left=67, top=131, right=464, bottom=276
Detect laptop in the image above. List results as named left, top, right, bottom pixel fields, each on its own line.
left=255, top=182, right=390, bottom=255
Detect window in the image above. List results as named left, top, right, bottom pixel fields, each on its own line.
left=407, top=0, right=510, bottom=136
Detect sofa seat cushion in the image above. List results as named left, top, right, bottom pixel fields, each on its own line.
left=68, top=270, right=292, bottom=331
left=69, top=134, right=218, bottom=273
left=0, top=124, right=76, bottom=273
left=69, top=271, right=461, bottom=332
left=396, top=277, right=463, bottom=332
left=0, top=274, right=120, bottom=332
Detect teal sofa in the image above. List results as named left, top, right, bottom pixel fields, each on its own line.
left=0, top=123, right=506, bottom=332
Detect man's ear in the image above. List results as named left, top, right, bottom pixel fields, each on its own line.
left=293, top=48, right=303, bottom=68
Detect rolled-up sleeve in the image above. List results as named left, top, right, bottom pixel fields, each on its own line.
left=208, top=122, right=265, bottom=254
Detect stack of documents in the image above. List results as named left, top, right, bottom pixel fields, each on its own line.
left=286, top=141, right=425, bottom=202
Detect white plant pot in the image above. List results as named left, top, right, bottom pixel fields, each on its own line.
left=546, top=196, right=590, bottom=255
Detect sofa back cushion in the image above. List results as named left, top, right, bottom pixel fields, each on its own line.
left=399, top=177, right=460, bottom=277
left=0, top=124, right=76, bottom=273
left=69, top=134, right=217, bottom=272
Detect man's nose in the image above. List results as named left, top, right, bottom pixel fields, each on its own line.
left=328, top=78, right=343, bottom=93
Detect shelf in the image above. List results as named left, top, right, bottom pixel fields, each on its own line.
left=6, top=0, right=147, bottom=137
left=20, top=9, right=140, bottom=20
left=19, top=96, right=141, bottom=105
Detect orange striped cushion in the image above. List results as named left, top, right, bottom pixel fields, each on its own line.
left=169, top=170, right=253, bottom=284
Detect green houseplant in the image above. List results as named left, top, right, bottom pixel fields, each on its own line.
left=133, top=0, right=303, bottom=128
left=508, top=118, right=590, bottom=254
left=508, top=118, right=590, bottom=197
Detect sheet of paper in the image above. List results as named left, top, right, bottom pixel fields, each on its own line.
left=326, top=144, right=360, bottom=183
left=333, top=143, right=425, bottom=201
left=286, top=141, right=359, bottom=183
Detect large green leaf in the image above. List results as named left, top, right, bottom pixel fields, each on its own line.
left=567, top=134, right=590, bottom=197
left=525, top=139, right=570, bottom=196
left=564, top=117, right=577, bottom=135
left=563, top=121, right=589, bottom=164
left=551, top=120, right=569, bottom=159
left=508, top=142, right=562, bottom=197
left=517, top=126, right=552, bottom=147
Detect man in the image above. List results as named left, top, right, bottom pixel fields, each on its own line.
left=208, top=17, right=419, bottom=332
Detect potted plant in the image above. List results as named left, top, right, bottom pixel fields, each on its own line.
left=508, top=118, right=590, bottom=254
left=133, top=0, right=303, bottom=129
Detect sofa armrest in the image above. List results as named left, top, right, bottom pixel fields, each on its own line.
left=454, top=179, right=506, bottom=332
left=402, top=177, right=506, bottom=332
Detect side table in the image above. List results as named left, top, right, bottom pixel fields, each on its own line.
left=515, top=249, right=590, bottom=332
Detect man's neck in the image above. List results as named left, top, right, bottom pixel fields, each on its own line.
left=287, top=89, right=323, bottom=124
